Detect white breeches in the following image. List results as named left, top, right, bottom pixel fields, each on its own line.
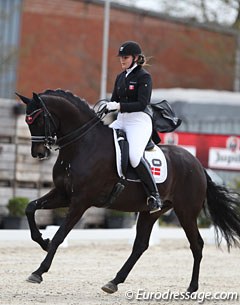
left=110, top=112, right=152, bottom=168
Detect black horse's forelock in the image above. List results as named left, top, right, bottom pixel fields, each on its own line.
left=38, top=89, right=96, bottom=117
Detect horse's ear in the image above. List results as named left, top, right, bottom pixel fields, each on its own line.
left=32, top=92, right=40, bottom=102
left=32, top=92, right=44, bottom=106
left=15, top=92, right=31, bottom=105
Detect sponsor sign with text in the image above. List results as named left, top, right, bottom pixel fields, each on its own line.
left=160, top=132, right=240, bottom=171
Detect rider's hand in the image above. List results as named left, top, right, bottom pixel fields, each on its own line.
left=98, top=102, right=108, bottom=113
left=106, top=101, right=120, bottom=112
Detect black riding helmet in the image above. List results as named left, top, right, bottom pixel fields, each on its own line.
left=117, top=41, right=142, bottom=56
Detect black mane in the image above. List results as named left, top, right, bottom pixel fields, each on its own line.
left=39, top=89, right=96, bottom=117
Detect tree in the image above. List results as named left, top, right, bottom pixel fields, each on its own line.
left=231, top=0, right=240, bottom=29
left=114, top=0, right=240, bottom=28
left=114, top=0, right=240, bottom=91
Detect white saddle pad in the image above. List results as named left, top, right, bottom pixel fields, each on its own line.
left=113, top=129, right=167, bottom=183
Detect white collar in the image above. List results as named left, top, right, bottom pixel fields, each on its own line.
left=125, top=63, right=138, bottom=77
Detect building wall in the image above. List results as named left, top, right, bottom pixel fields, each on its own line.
left=0, top=0, right=22, bottom=98
left=17, top=0, right=237, bottom=104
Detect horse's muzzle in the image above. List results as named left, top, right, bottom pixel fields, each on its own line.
left=31, top=143, right=51, bottom=160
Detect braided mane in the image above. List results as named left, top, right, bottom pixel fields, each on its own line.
left=39, top=89, right=96, bottom=118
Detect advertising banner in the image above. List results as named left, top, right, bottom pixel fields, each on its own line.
left=160, top=132, right=240, bottom=171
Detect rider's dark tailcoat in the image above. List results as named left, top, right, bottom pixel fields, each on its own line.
left=111, top=65, right=152, bottom=113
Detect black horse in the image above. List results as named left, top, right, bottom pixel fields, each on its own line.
left=16, top=89, right=240, bottom=294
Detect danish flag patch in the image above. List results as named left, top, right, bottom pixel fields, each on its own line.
left=151, top=167, right=161, bottom=176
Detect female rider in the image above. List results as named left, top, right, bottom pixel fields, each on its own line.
left=105, top=41, right=162, bottom=213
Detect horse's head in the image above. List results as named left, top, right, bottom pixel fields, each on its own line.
left=16, top=92, right=57, bottom=159
left=16, top=89, right=105, bottom=156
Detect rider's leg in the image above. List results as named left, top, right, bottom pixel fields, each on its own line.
left=109, top=113, right=124, bottom=130
left=134, top=157, right=162, bottom=213
left=126, top=112, right=162, bottom=213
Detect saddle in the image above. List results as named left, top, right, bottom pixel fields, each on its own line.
left=115, top=129, right=167, bottom=183
left=102, top=129, right=167, bottom=208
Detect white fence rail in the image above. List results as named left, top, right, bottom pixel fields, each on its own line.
left=0, top=98, right=56, bottom=217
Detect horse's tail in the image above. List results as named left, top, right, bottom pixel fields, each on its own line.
left=204, top=170, right=240, bottom=250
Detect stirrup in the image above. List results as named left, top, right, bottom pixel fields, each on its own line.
left=147, top=195, right=162, bottom=214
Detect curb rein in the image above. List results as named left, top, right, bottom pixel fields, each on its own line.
left=26, top=94, right=106, bottom=151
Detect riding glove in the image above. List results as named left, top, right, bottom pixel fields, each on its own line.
left=106, top=101, right=120, bottom=112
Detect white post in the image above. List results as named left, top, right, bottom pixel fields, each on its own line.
left=234, top=32, right=240, bottom=92
left=100, top=0, right=110, bottom=100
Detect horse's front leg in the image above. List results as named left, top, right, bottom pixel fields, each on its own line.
left=102, top=211, right=160, bottom=294
left=27, top=200, right=88, bottom=284
left=25, top=188, right=67, bottom=251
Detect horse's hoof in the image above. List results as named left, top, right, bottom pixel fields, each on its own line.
left=27, top=273, right=43, bottom=284
left=101, top=281, right=118, bottom=294
left=187, top=285, right=198, bottom=295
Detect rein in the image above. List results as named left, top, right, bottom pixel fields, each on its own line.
left=28, top=94, right=107, bottom=151
left=56, top=116, right=101, bottom=150
left=55, top=98, right=108, bottom=149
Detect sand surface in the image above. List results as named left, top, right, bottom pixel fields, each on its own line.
left=0, top=237, right=239, bottom=305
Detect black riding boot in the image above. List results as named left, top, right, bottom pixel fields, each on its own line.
left=135, top=158, right=162, bottom=213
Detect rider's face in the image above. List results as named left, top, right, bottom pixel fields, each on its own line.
left=119, top=55, right=134, bottom=70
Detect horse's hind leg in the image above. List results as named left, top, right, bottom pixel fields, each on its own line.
left=176, top=210, right=204, bottom=293
left=26, top=188, right=67, bottom=251
left=102, top=211, right=160, bottom=294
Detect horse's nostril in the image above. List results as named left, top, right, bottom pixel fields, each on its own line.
left=37, top=153, right=45, bottom=159
left=36, top=149, right=51, bottom=160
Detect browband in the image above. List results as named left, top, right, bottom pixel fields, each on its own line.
left=25, top=108, right=43, bottom=125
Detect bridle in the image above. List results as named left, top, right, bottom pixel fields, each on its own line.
left=26, top=96, right=57, bottom=149
left=26, top=95, right=107, bottom=150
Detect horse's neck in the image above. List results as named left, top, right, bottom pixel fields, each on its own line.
left=49, top=97, right=114, bottom=153
left=49, top=99, right=93, bottom=136
left=58, top=123, right=115, bottom=161
left=83, top=123, right=114, bottom=149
